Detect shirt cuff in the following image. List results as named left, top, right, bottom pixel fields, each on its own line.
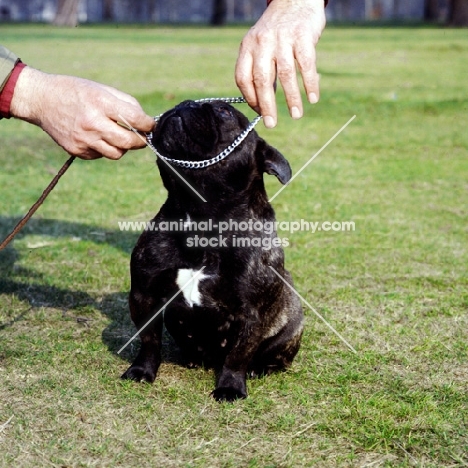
left=0, top=62, right=26, bottom=119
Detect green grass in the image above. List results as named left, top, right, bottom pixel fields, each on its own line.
left=1, top=25, right=467, bottom=467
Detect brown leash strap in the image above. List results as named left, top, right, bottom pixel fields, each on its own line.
left=0, top=155, right=76, bottom=251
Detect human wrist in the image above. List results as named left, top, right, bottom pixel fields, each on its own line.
left=10, top=66, right=50, bottom=124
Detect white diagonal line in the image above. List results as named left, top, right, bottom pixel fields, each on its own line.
left=117, top=267, right=206, bottom=355
left=0, top=415, right=13, bottom=434
left=269, top=115, right=356, bottom=202
left=268, top=266, right=357, bottom=354
left=118, top=114, right=207, bottom=203
left=156, top=154, right=208, bottom=202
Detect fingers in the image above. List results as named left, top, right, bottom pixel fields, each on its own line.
left=75, top=114, right=149, bottom=160
left=294, top=27, right=321, bottom=105
left=84, top=141, right=125, bottom=161
left=236, top=32, right=278, bottom=128
left=117, top=108, right=155, bottom=135
left=103, top=85, right=156, bottom=133
left=76, top=149, right=104, bottom=161
left=251, top=53, right=277, bottom=128
left=235, top=48, right=258, bottom=112
left=237, top=36, right=304, bottom=128
left=236, top=0, right=326, bottom=128
left=72, top=85, right=154, bottom=160
left=276, top=42, right=303, bottom=120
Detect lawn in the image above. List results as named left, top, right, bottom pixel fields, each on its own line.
left=0, top=24, right=467, bottom=467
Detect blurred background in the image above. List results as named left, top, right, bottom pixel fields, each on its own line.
left=0, top=0, right=466, bottom=27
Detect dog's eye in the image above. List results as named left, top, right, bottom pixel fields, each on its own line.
left=216, top=106, right=233, bottom=118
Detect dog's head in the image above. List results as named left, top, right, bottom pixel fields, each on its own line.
left=150, top=101, right=291, bottom=199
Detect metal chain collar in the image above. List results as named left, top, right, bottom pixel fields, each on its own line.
left=145, top=97, right=262, bottom=170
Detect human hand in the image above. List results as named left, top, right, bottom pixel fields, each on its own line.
left=235, top=0, right=326, bottom=128
left=10, top=67, right=155, bottom=160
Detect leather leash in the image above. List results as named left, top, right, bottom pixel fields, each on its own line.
left=0, top=155, right=76, bottom=251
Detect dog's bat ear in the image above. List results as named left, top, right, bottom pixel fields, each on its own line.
left=258, top=140, right=292, bottom=185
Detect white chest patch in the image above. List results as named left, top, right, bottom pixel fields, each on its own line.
left=176, top=268, right=209, bottom=307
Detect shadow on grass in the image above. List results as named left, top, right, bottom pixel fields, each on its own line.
left=0, top=215, right=183, bottom=366
left=0, top=216, right=138, bottom=254
left=0, top=217, right=109, bottom=323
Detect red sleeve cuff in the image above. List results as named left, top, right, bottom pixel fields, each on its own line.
left=0, top=62, right=26, bottom=119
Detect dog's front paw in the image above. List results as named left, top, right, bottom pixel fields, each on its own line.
left=211, top=386, right=247, bottom=402
left=121, top=365, right=157, bottom=383
left=212, top=366, right=247, bottom=402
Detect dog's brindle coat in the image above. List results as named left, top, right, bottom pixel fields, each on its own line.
left=122, top=100, right=303, bottom=401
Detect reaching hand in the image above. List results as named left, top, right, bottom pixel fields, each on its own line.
left=10, top=67, right=155, bottom=160
left=235, top=0, right=326, bottom=128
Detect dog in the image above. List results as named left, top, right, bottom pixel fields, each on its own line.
left=121, top=100, right=303, bottom=401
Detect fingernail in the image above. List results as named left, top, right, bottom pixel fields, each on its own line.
left=291, top=106, right=302, bottom=119
left=264, top=116, right=276, bottom=128
left=308, top=92, right=318, bottom=104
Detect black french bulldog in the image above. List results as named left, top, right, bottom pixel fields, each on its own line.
left=121, top=100, right=303, bottom=401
